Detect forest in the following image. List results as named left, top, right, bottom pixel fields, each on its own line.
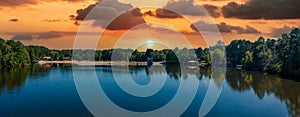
left=0, top=28, right=299, bottom=78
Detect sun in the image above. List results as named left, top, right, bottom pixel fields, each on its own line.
left=147, top=40, right=154, bottom=46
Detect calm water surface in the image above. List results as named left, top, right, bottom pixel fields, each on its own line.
left=0, top=64, right=299, bottom=117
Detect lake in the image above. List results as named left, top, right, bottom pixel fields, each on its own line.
left=0, top=64, right=299, bottom=117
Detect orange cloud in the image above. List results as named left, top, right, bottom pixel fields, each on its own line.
left=148, top=0, right=221, bottom=18
left=191, top=21, right=261, bottom=34
left=9, top=19, right=19, bottom=22
left=73, top=0, right=147, bottom=30
left=0, top=0, right=88, bottom=8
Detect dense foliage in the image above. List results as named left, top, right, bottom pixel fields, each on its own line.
left=0, top=28, right=299, bottom=78
left=0, top=38, right=30, bottom=69
left=227, top=29, right=300, bottom=78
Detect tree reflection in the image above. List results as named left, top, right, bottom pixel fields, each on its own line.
left=211, top=67, right=226, bottom=89
left=226, top=69, right=300, bottom=117
left=0, top=65, right=50, bottom=94
left=146, top=64, right=203, bottom=80
left=146, top=65, right=225, bottom=88
left=0, top=69, right=28, bottom=93
left=1, top=65, right=298, bottom=116
left=152, top=66, right=299, bottom=117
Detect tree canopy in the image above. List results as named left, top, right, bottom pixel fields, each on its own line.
left=0, top=28, right=299, bottom=79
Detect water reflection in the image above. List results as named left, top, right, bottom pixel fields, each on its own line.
left=0, top=65, right=50, bottom=94
left=0, top=69, right=28, bottom=93
left=0, top=65, right=299, bottom=116
left=148, top=65, right=225, bottom=88
left=226, top=69, right=300, bottom=117
left=148, top=65, right=299, bottom=117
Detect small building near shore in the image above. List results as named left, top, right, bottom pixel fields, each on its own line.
left=63, top=57, right=71, bottom=60
left=41, top=56, right=52, bottom=60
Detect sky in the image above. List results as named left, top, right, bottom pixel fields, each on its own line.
left=0, top=0, right=299, bottom=50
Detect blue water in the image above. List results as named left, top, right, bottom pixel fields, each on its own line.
left=0, top=65, right=299, bottom=117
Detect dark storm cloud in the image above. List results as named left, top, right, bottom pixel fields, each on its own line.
left=73, top=0, right=146, bottom=30
left=11, top=34, right=33, bottom=40
left=222, top=0, right=300, bottom=19
left=147, top=0, right=221, bottom=18
left=191, top=21, right=261, bottom=34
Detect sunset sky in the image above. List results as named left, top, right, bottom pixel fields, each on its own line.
left=0, top=0, right=299, bottom=50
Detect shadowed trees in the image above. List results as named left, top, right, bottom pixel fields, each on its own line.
left=0, top=28, right=300, bottom=79
left=0, top=38, right=30, bottom=69
left=226, top=28, right=300, bottom=79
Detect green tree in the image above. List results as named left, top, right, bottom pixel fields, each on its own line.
left=226, top=40, right=252, bottom=66
left=242, top=51, right=253, bottom=70
left=281, top=28, right=300, bottom=76
left=0, top=40, right=30, bottom=69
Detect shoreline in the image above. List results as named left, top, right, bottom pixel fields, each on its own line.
left=38, top=61, right=163, bottom=66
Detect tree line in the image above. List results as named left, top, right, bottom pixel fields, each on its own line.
left=0, top=28, right=299, bottom=78
left=227, top=28, right=300, bottom=78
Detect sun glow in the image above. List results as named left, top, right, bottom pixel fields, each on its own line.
left=147, top=40, right=154, bottom=46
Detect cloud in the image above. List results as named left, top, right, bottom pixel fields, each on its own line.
left=154, top=8, right=183, bottom=18
left=36, top=32, right=64, bottom=39
left=98, top=8, right=146, bottom=30
left=198, top=0, right=239, bottom=1
left=74, top=0, right=133, bottom=20
left=0, top=0, right=86, bottom=7
left=235, top=25, right=260, bottom=34
left=249, top=21, right=267, bottom=24
left=43, top=19, right=62, bottom=22
left=74, top=21, right=80, bottom=26
left=145, top=0, right=221, bottom=18
left=73, top=0, right=146, bottom=30
left=269, top=25, right=300, bottom=37
left=190, top=21, right=219, bottom=32
left=144, top=11, right=155, bottom=17
left=222, top=0, right=300, bottom=19
left=198, top=0, right=234, bottom=1
left=191, top=21, right=260, bottom=34
left=202, top=4, right=221, bottom=18
left=9, top=19, right=19, bottom=22
left=161, top=0, right=221, bottom=18
left=8, top=31, right=78, bottom=41
left=11, top=34, right=33, bottom=40
left=0, top=0, right=38, bottom=7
